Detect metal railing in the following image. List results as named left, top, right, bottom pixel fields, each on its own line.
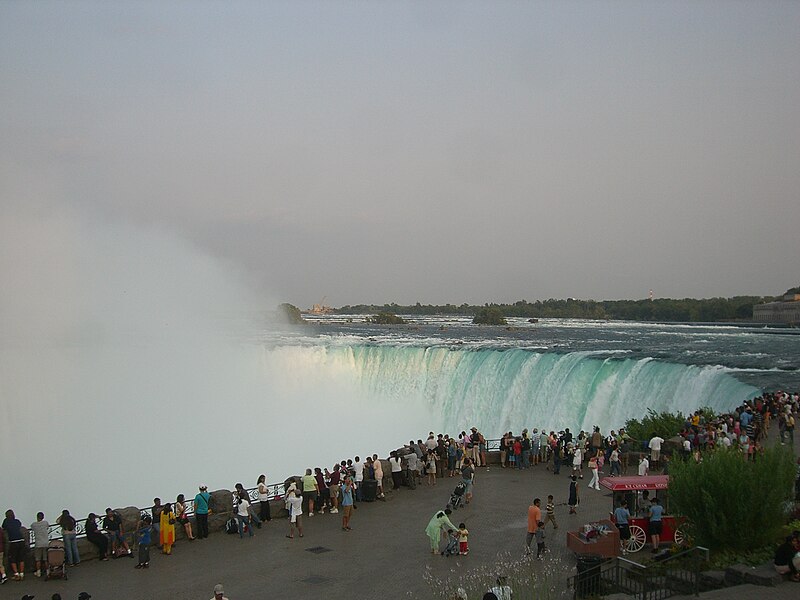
left=33, top=435, right=557, bottom=545
left=569, top=546, right=709, bottom=600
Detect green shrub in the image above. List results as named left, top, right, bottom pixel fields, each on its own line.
left=623, top=409, right=686, bottom=441
left=367, top=312, right=406, bottom=324
left=473, top=307, right=507, bottom=325
left=668, top=446, right=796, bottom=552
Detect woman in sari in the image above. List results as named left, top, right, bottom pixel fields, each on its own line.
left=160, top=502, right=176, bottom=555
left=425, top=508, right=456, bottom=554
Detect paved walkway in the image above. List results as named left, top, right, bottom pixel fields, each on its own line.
left=1, top=431, right=796, bottom=599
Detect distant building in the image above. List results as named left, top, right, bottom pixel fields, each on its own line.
left=753, top=290, right=800, bottom=324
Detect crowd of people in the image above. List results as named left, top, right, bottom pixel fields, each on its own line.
left=2, top=391, right=798, bottom=596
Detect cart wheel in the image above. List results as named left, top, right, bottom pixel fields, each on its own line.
left=626, top=525, right=647, bottom=552
left=674, top=524, right=689, bottom=547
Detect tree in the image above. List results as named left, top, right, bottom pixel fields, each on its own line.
left=472, top=307, right=507, bottom=325
left=367, top=312, right=406, bottom=325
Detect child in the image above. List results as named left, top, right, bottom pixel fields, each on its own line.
left=535, top=521, right=546, bottom=558
left=545, top=495, right=558, bottom=529
left=135, top=515, right=153, bottom=569
left=457, top=522, right=469, bottom=556
left=441, top=529, right=459, bottom=557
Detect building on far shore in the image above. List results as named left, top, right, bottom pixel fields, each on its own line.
left=753, top=287, right=800, bottom=324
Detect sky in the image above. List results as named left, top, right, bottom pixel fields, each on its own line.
left=2, top=0, right=799, bottom=309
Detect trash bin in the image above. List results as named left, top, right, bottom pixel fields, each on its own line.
left=361, top=479, right=378, bottom=502
left=575, top=554, right=605, bottom=598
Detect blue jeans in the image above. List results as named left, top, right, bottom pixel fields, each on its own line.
left=63, top=532, right=80, bottom=565
left=236, top=514, right=253, bottom=538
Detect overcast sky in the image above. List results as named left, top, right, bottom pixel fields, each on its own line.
left=2, top=1, right=799, bottom=309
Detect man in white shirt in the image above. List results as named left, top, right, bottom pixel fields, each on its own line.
left=352, top=456, right=364, bottom=502
left=648, top=435, right=664, bottom=467
left=211, top=583, right=229, bottom=600
left=638, top=456, right=649, bottom=477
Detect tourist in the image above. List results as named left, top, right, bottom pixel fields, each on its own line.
left=609, top=444, right=621, bottom=477
left=500, top=432, right=509, bottom=467
left=488, top=575, right=513, bottom=600
left=649, top=433, right=664, bottom=468
left=457, top=522, right=469, bottom=555
left=545, top=495, right=558, bottom=529
left=521, top=430, right=531, bottom=469
left=638, top=455, right=649, bottom=476
left=648, top=498, right=663, bottom=552
left=0, top=528, right=7, bottom=583
left=211, top=583, right=229, bottom=600
left=568, top=475, right=579, bottom=514
left=614, top=500, right=632, bottom=555
left=30, top=511, right=50, bottom=577
left=194, top=485, right=211, bottom=539
left=461, top=457, right=475, bottom=504
left=301, top=468, right=319, bottom=516
left=786, top=412, right=796, bottom=446
left=352, top=456, right=365, bottom=501
left=3, top=509, right=27, bottom=580
left=773, top=532, right=800, bottom=581
left=234, top=483, right=262, bottom=526
left=426, top=450, right=437, bottom=486
left=328, top=464, right=341, bottom=514
left=571, top=443, right=583, bottom=479
left=103, top=507, right=131, bottom=557
left=159, top=502, right=176, bottom=553
left=469, top=427, right=482, bottom=466
left=340, top=475, right=355, bottom=531
left=404, top=447, right=420, bottom=486
left=525, top=498, right=541, bottom=554
left=313, top=468, right=329, bottom=514
left=286, top=485, right=303, bottom=539
left=150, top=498, right=163, bottom=541
left=372, top=454, right=386, bottom=500
left=175, top=494, right=195, bottom=540
left=424, top=508, right=456, bottom=554
left=389, top=451, right=404, bottom=490
left=84, top=513, right=109, bottom=561
left=535, top=521, right=546, bottom=558
left=234, top=494, right=254, bottom=539
left=135, top=515, right=153, bottom=569
left=58, top=509, right=82, bottom=565
left=447, top=439, right=458, bottom=476
left=257, top=475, right=272, bottom=523
left=588, top=453, right=601, bottom=490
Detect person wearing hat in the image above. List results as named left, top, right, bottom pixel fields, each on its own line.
left=78, top=593, right=91, bottom=600
left=194, top=485, right=211, bottom=539
left=211, top=583, right=229, bottom=600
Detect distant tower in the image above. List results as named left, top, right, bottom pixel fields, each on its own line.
left=649, top=289, right=654, bottom=302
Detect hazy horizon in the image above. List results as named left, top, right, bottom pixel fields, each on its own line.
left=2, top=1, right=799, bottom=310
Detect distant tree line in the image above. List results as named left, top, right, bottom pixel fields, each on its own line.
left=334, top=296, right=774, bottom=322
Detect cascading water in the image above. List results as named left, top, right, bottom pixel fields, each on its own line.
left=275, top=344, right=759, bottom=436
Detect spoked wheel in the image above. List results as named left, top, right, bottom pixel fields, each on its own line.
left=673, top=524, right=689, bottom=547
left=626, top=524, right=647, bottom=553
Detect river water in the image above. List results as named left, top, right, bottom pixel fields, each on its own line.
left=2, top=313, right=798, bottom=520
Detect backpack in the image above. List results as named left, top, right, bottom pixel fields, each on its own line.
left=226, top=517, right=239, bottom=534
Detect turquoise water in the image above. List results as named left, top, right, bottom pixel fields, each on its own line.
left=268, top=315, right=799, bottom=434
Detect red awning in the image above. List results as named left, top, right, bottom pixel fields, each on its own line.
left=599, top=475, right=669, bottom=491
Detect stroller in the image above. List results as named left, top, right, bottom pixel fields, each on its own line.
left=46, top=539, right=68, bottom=580
left=441, top=531, right=459, bottom=557
left=449, top=481, right=467, bottom=510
